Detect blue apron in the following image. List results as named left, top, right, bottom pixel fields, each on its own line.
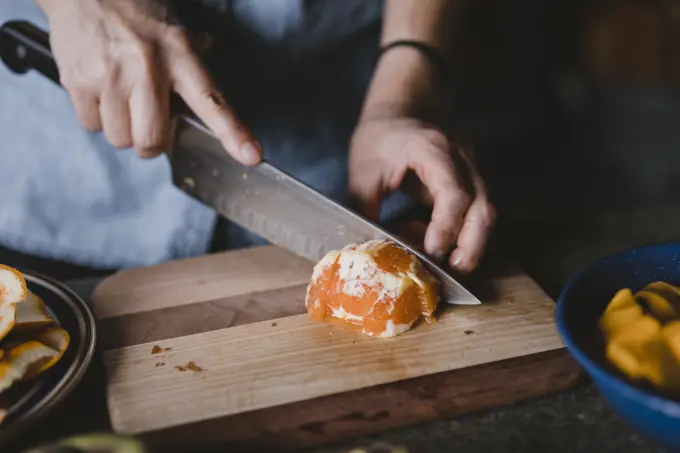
left=0, top=0, right=414, bottom=269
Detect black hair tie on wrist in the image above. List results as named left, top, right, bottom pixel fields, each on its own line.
left=378, top=40, right=452, bottom=81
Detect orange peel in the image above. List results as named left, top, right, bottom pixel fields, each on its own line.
left=0, top=264, right=27, bottom=306
left=0, top=341, right=58, bottom=394
left=0, top=303, right=17, bottom=343
left=23, top=327, right=70, bottom=379
left=13, top=290, right=55, bottom=333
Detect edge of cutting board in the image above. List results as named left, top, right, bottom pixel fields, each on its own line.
left=138, top=349, right=583, bottom=453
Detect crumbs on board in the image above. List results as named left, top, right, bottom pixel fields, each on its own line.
left=151, top=345, right=172, bottom=355
left=175, top=361, right=204, bottom=372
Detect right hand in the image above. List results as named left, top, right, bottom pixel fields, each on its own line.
left=36, top=0, right=262, bottom=164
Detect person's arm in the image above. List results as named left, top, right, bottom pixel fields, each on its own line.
left=350, top=0, right=496, bottom=273
left=360, top=0, right=460, bottom=121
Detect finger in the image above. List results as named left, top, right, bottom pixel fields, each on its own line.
left=348, top=166, right=384, bottom=221
left=129, top=76, right=170, bottom=158
left=100, top=90, right=132, bottom=149
left=170, top=42, right=261, bottom=165
left=68, top=90, right=102, bottom=132
left=449, top=198, right=496, bottom=273
left=413, top=150, right=472, bottom=259
left=449, top=147, right=497, bottom=273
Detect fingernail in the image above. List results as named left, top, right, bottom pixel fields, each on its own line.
left=425, top=233, right=447, bottom=258
left=239, top=142, right=261, bottom=165
left=451, top=252, right=472, bottom=272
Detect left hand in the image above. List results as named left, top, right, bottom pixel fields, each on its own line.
left=348, top=115, right=496, bottom=274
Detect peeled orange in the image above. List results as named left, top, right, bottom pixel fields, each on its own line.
left=306, top=240, right=439, bottom=338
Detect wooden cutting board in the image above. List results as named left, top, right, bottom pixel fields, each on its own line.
left=91, top=245, right=583, bottom=452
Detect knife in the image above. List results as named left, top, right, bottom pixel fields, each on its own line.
left=0, top=20, right=481, bottom=305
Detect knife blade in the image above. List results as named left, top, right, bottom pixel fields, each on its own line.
left=171, top=116, right=480, bottom=305
left=0, top=20, right=481, bottom=305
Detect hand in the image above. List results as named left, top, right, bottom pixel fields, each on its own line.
left=349, top=116, right=496, bottom=274
left=37, top=0, right=261, bottom=163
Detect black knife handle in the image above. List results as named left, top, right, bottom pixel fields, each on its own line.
left=0, top=20, right=60, bottom=85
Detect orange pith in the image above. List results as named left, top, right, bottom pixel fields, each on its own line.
left=306, top=240, right=440, bottom=338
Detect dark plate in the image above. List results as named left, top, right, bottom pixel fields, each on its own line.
left=0, top=270, right=96, bottom=446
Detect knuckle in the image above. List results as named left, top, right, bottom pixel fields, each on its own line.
left=420, top=129, right=449, bottom=149
left=124, top=30, right=155, bottom=59
left=481, top=201, right=498, bottom=226
left=165, top=28, right=193, bottom=53
left=102, top=67, right=122, bottom=91
left=405, top=130, right=449, bottom=156
left=451, top=189, right=473, bottom=207
left=130, top=41, right=157, bottom=71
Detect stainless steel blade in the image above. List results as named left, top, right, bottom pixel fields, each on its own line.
left=170, top=116, right=480, bottom=305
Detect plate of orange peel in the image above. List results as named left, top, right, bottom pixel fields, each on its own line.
left=0, top=264, right=96, bottom=446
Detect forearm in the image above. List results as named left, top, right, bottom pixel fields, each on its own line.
left=361, top=0, right=460, bottom=121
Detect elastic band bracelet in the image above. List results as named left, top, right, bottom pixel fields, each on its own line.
left=378, top=40, right=452, bottom=81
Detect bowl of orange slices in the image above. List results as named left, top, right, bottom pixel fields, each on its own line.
left=0, top=265, right=96, bottom=446
left=556, top=243, right=680, bottom=450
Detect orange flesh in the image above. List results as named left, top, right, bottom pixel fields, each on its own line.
left=306, top=240, right=439, bottom=338
left=600, top=282, right=680, bottom=393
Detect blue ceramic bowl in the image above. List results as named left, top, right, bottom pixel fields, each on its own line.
left=556, top=242, right=680, bottom=451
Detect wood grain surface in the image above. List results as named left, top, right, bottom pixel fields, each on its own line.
left=91, top=245, right=583, bottom=452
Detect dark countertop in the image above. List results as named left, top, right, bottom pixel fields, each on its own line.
left=309, top=384, right=667, bottom=453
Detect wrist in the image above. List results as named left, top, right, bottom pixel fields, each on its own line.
left=360, top=44, right=451, bottom=123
